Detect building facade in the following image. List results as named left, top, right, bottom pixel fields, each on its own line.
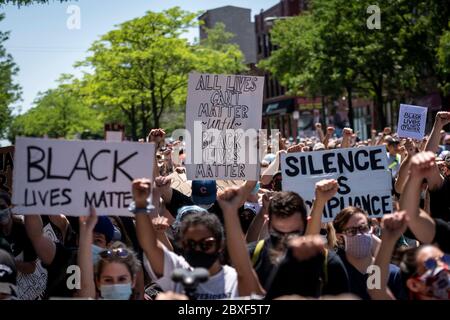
left=198, top=6, right=257, bottom=64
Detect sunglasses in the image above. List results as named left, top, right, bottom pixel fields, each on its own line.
left=183, top=237, right=217, bottom=252
left=270, top=228, right=304, bottom=239
left=423, top=254, right=450, bottom=271
left=99, top=248, right=130, bottom=260
left=342, top=224, right=371, bottom=237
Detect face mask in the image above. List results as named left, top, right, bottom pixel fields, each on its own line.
left=92, top=244, right=104, bottom=265
left=421, top=267, right=450, bottom=300
left=0, top=208, right=11, bottom=225
left=100, top=283, right=132, bottom=300
left=344, top=233, right=373, bottom=259
left=198, top=203, right=214, bottom=210
left=183, top=250, right=218, bottom=269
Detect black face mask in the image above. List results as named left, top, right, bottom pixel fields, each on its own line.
left=184, top=250, right=219, bottom=269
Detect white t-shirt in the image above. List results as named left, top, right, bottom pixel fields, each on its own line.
left=143, top=246, right=239, bottom=300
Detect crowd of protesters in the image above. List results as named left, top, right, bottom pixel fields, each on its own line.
left=1, top=111, right=450, bottom=300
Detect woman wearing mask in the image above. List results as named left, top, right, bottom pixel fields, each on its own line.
left=77, top=208, right=141, bottom=300
left=332, top=206, right=405, bottom=299
left=133, top=178, right=263, bottom=299
left=369, top=211, right=450, bottom=300
left=305, top=179, right=404, bottom=299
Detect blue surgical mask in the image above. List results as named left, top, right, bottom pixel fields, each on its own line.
left=92, top=244, right=104, bottom=265
left=100, top=283, right=132, bottom=300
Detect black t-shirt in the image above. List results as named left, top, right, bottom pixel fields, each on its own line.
left=249, top=238, right=350, bottom=296
left=1, top=220, right=37, bottom=262
left=264, top=246, right=350, bottom=299
left=42, top=242, right=78, bottom=299
left=338, top=250, right=406, bottom=300
left=433, top=218, right=450, bottom=254
left=429, top=177, right=450, bottom=222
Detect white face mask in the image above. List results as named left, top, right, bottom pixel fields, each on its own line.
left=100, top=283, right=132, bottom=300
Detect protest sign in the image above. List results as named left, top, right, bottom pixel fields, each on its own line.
left=281, top=146, right=393, bottom=222
left=12, top=137, right=155, bottom=216
left=397, top=104, right=427, bottom=140
left=185, top=73, right=264, bottom=181
left=170, top=172, right=192, bottom=196
left=0, top=146, right=14, bottom=196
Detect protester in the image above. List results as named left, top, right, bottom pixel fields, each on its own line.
left=0, top=248, right=18, bottom=300
left=247, top=190, right=350, bottom=295
left=77, top=208, right=142, bottom=300
left=133, top=178, right=263, bottom=299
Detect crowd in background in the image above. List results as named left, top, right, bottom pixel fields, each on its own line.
left=1, top=112, right=450, bottom=300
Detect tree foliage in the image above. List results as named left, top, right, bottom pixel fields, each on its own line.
left=9, top=75, right=103, bottom=141
left=0, top=13, right=21, bottom=138
left=261, top=0, right=450, bottom=129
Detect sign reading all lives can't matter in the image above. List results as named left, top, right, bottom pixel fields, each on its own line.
left=12, top=137, right=154, bottom=216
left=185, top=73, right=264, bottom=181
left=281, top=146, right=393, bottom=222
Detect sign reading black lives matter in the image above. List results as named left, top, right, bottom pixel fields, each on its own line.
left=12, top=137, right=155, bottom=216
left=185, top=73, right=264, bottom=180
left=281, top=146, right=393, bottom=222
left=397, top=104, right=427, bottom=140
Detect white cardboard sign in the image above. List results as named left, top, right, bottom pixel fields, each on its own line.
left=281, top=146, right=393, bottom=222
left=12, top=137, right=155, bottom=216
left=185, top=73, right=264, bottom=180
left=397, top=104, right=427, bottom=140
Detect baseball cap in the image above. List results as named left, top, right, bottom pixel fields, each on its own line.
left=191, top=180, right=217, bottom=205
left=93, top=216, right=115, bottom=244
left=0, top=249, right=17, bottom=298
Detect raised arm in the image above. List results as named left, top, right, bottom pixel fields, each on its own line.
left=368, top=211, right=408, bottom=300
left=305, top=179, right=338, bottom=236
left=217, top=187, right=265, bottom=297
left=425, top=112, right=450, bottom=153
left=246, top=192, right=270, bottom=243
left=341, top=128, right=353, bottom=148
left=132, top=178, right=165, bottom=277
left=77, top=207, right=98, bottom=299
left=399, top=152, right=437, bottom=243
left=154, top=176, right=173, bottom=204
left=315, top=123, right=325, bottom=143
left=261, top=150, right=285, bottom=185
left=24, top=215, right=56, bottom=266
left=323, top=127, right=335, bottom=149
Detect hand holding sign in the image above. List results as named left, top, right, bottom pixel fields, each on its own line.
left=315, top=179, right=339, bottom=203
left=380, top=211, right=408, bottom=242
left=132, top=178, right=152, bottom=208
left=409, top=151, right=436, bottom=179
left=79, top=206, right=98, bottom=231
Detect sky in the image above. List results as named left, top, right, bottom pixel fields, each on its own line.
left=0, top=0, right=278, bottom=116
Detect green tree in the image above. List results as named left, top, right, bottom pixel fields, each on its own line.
left=261, top=0, right=450, bottom=129
left=78, top=7, right=245, bottom=140
left=9, top=75, right=103, bottom=141
left=0, top=13, right=21, bottom=138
